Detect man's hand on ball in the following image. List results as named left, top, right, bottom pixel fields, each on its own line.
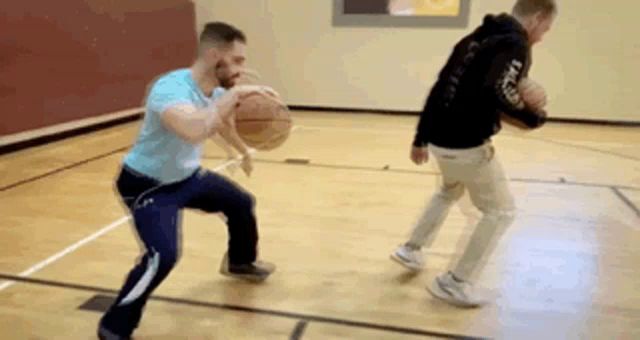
left=239, top=151, right=254, bottom=177
left=519, top=78, right=547, bottom=110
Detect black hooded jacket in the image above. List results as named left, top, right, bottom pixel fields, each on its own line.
left=413, top=13, right=547, bottom=148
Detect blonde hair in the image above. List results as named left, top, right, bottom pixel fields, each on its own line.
left=513, top=0, right=557, bottom=17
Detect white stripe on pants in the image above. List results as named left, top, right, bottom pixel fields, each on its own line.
left=407, top=142, right=515, bottom=282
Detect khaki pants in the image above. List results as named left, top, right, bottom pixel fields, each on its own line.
left=408, top=142, right=516, bottom=282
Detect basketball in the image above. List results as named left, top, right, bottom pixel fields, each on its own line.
left=518, top=77, right=547, bottom=109
left=518, top=77, right=538, bottom=94
left=502, top=77, right=547, bottom=132
left=234, top=92, right=292, bottom=151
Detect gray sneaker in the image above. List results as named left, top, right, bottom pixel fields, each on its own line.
left=390, top=244, right=424, bottom=271
left=427, top=271, right=488, bottom=308
left=219, top=253, right=276, bottom=282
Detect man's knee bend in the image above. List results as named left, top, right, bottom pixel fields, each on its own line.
left=156, top=249, right=179, bottom=274
left=236, top=191, right=256, bottom=211
left=498, top=197, right=516, bottom=222
left=501, top=208, right=516, bottom=224
left=485, top=207, right=516, bottom=226
left=437, top=183, right=464, bottom=202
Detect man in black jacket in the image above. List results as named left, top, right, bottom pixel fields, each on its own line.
left=390, top=0, right=556, bottom=308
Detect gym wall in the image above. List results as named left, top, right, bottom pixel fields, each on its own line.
left=0, top=0, right=197, bottom=138
left=196, top=0, right=640, bottom=123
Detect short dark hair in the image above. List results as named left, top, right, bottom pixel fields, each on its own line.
left=512, top=0, right=557, bottom=17
left=199, top=22, right=246, bottom=47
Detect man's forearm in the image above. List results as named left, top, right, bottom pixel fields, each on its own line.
left=218, top=126, right=250, bottom=156
left=210, top=134, right=236, bottom=158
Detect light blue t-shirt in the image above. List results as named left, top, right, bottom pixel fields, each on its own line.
left=123, top=68, right=226, bottom=183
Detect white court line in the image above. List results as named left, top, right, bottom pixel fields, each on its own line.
left=0, top=127, right=301, bottom=293
left=0, top=216, right=131, bottom=292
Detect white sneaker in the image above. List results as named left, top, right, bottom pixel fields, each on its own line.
left=390, top=244, right=424, bottom=271
left=427, top=272, right=487, bottom=308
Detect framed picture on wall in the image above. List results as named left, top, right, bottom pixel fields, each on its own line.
left=333, top=0, right=471, bottom=28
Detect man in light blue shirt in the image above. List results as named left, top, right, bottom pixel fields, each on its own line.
left=123, top=71, right=227, bottom=183
left=98, top=22, right=281, bottom=340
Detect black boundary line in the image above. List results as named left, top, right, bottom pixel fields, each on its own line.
left=1, top=107, right=637, bottom=191
left=203, top=155, right=640, bottom=192
left=302, top=124, right=640, bottom=164
left=291, top=106, right=640, bottom=163
left=0, top=274, right=488, bottom=340
left=213, top=155, right=441, bottom=176
left=289, top=105, right=640, bottom=127
left=289, top=320, right=308, bottom=340
left=611, top=187, right=640, bottom=218
left=2, top=145, right=638, bottom=195
left=4, top=106, right=638, bottom=157
left=0, top=113, right=142, bottom=156
left=511, top=134, right=640, bottom=163
left=0, top=146, right=130, bottom=192
left=507, top=177, right=639, bottom=192
left=289, top=105, right=416, bottom=116
left=548, top=117, right=640, bottom=127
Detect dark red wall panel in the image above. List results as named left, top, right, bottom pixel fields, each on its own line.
left=0, top=0, right=197, bottom=135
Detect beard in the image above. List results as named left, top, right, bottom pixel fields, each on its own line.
left=218, top=74, right=238, bottom=89
left=215, top=61, right=240, bottom=89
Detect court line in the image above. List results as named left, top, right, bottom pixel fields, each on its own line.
left=206, top=155, right=442, bottom=175
left=1, top=122, right=636, bottom=293
left=0, top=216, right=129, bottom=292
left=0, top=145, right=131, bottom=192
left=202, top=155, right=640, bottom=192
left=3, top=123, right=637, bottom=193
left=508, top=177, right=639, bottom=192
left=299, top=124, right=640, bottom=163
left=611, top=187, right=640, bottom=219
left=0, top=127, right=301, bottom=292
left=0, top=156, right=250, bottom=292
left=0, top=274, right=489, bottom=340
left=513, top=134, right=640, bottom=163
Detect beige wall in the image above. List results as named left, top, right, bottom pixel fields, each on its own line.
left=194, top=0, right=639, bottom=122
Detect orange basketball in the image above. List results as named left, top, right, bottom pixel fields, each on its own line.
left=234, top=93, right=292, bottom=151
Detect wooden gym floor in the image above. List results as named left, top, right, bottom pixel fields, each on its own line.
left=0, top=111, right=639, bottom=339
